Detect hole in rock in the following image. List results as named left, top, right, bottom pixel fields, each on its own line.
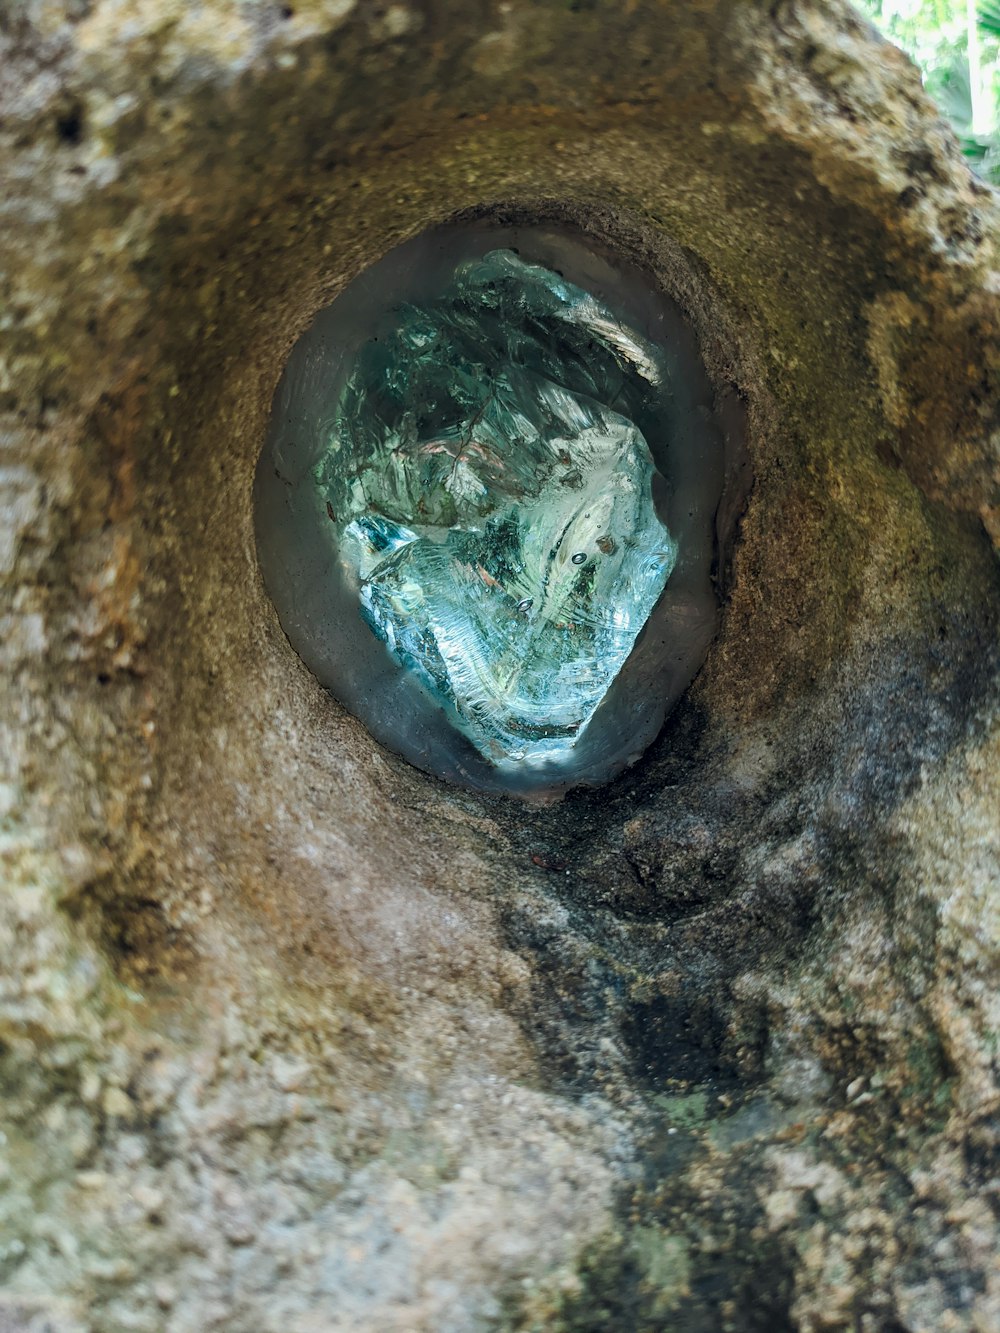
left=55, top=105, right=84, bottom=145
left=255, top=221, right=738, bottom=798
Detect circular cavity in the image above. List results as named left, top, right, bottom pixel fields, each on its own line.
left=254, top=220, right=730, bottom=798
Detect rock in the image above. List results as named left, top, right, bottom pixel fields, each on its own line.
left=0, top=0, right=998, bottom=1328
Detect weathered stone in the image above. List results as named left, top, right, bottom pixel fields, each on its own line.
left=1, top=1, right=998, bottom=1329
left=256, top=227, right=729, bottom=796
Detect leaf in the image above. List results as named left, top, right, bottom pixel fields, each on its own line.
left=925, top=58, right=973, bottom=133
left=958, top=134, right=989, bottom=165
left=978, top=0, right=1000, bottom=37
left=979, top=140, right=1000, bottom=184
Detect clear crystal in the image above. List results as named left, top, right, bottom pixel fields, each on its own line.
left=313, top=250, right=676, bottom=769
left=255, top=224, right=729, bottom=798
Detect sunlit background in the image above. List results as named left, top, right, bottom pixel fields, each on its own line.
left=856, top=0, right=1000, bottom=180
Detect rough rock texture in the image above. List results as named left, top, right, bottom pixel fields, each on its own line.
left=1, top=1, right=998, bottom=1329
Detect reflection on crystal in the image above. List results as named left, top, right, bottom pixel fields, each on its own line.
left=255, top=223, right=729, bottom=798
left=313, top=250, right=676, bottom=770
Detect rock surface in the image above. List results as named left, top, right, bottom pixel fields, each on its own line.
left=1, top=1, right=998, bottom=1329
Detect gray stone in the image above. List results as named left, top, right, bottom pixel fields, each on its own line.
left=1, top=1, right=998, bottom=1329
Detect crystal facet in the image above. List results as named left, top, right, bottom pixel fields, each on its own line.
left=255, top=225, right=728, bottom=797
left=314, top=250, right=676, bottom=770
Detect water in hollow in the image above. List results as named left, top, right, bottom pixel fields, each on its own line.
left=255, top=223, right=729, bottom=798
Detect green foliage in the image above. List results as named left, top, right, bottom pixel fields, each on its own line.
left=979, top=0, right=1000, bottom=38
left=924, top=55, right=1000, bottom=179
left=854, top=0, right=1000, bottom=184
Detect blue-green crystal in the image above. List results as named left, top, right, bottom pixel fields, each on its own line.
left=313, top=251, right=676, bottom=769
left=255, top=224, right=727, bottom=797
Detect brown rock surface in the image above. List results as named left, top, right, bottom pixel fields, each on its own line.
left=1, top=1, right=998, bottom=1328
